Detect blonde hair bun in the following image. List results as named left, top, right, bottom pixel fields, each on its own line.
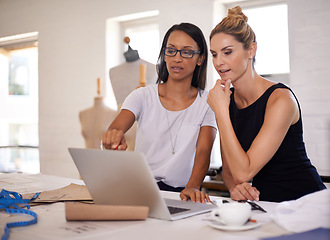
left=227, top=6, right=248, bottom=22
left=210, top=5, right=256, bottom=55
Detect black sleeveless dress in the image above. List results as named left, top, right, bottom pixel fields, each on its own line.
left=229, top=83, right=326, bottom=202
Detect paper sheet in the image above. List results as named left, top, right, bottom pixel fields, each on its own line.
left=23, top=183, right=93, bottom=204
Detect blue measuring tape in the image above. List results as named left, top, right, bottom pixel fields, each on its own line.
left=0, top=189, right=40, bottom=240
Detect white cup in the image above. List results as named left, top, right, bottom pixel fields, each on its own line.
left=210, top=202, right=252, bottom=226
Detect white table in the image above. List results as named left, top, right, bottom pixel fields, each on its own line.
left=0, top=173, right=291, bottom=240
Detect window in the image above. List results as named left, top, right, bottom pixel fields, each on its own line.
left=243, top=4, right=289, bottom=75
left=0, top=32, right=39, bottom=173
left=8, top=47, right=37, bottom=96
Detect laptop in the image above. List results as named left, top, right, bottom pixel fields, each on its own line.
left=68, top=148, right=216, bottom=221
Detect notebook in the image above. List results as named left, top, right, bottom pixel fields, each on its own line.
left=68, top=148, right=216, bottom=221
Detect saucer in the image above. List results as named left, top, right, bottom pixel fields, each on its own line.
left=208, top=220, right=261, bottom=231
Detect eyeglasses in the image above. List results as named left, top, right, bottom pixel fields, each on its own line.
left=164, top=47, right=200, bottom=59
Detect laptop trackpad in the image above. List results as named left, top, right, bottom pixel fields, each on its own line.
left=164, top=197, right=216, bottom=217
left=167, top=206, right=190, bottom=215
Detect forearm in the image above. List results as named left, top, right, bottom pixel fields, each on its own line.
left=102, top=109, right=135, bottom=150
left=108, top=109, right=135, bottom=133
left=221, top=164, right=237, bottom=192
left=219, top=142, right=238, bottom=190
left=185, top=151, right=210, bottom=189
left=185, top=126, right=216, bottom=189
left=215, top=109, right=252, bottom=182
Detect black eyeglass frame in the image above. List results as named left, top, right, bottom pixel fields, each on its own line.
left=164, top=47, right=201, bottom=59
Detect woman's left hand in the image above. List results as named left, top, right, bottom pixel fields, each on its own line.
left=207, top=79, right=232, bottom=113
left=229, top=182, right=260, bottom=201
left=180, top=187, right=210, bottom=203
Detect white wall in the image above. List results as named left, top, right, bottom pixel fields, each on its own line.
left=287, top=0, right=330, bottom=176
left=0, top=0, right=213, bottom=178
left=1, top=0, right=329, bottom=178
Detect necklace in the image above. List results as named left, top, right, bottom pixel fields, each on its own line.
left=164, top=84, right=192, bottom=154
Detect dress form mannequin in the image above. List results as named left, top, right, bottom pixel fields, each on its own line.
left=109, top=37, right=157, bottom=106
left=79, top=78, right=117, bottom=149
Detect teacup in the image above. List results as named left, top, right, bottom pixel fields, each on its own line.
left=210, top=202, right=252, bottom=226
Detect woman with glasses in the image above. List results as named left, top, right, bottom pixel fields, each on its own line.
left=102, top=23, right=217, bottom=203
left=207, top=6, right=326, bottom=202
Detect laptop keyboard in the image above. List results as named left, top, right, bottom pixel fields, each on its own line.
left=167, top=206, right=190, bottom=215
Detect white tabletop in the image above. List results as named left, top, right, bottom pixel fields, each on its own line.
left=0, top=173, right=291, bottom=240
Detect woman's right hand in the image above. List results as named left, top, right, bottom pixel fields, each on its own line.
left=101, top=129, right=127, bottom=150
left=207, top=79, right=232, bottom=114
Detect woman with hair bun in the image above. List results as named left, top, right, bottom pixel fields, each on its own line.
left=207, top=6, right=326, bottom=202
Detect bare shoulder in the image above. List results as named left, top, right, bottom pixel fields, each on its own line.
left=268, top=86, right=297, bottom=108
left=266, top=86, right=299, bottom=124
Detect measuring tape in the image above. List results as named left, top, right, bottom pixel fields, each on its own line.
left=0, top=189, right=40, bottom=240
